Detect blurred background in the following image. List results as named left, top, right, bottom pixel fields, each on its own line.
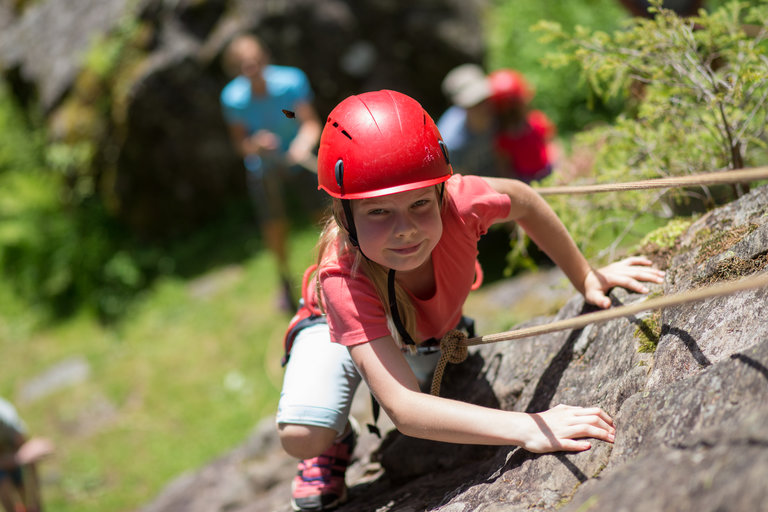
left=0, top=0, right=765, bottom=510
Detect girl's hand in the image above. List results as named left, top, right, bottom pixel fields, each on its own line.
left=583, top=256, right=665, bottom=309
left=523, top=404, right=615, bottom=453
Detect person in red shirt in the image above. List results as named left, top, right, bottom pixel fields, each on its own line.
left=276, top=90, right=664, bottom=511
left=490, top=69, right=557, bottom=183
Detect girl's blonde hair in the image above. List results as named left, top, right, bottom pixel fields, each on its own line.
left=312, top=185, right=448, bottom=348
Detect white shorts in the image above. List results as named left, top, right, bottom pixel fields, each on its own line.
left=276, top=323, right=440, bottom=435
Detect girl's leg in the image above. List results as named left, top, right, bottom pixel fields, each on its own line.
left=276, top=323, right=361, bottom=459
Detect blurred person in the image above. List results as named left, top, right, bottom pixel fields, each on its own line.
left=0, top=398, right=54, bottom=512
left=220, top=34, right=322, bottom=312
left=436, top=64, right=498, bottom=177
left=489, top=69, right=558, bottom=183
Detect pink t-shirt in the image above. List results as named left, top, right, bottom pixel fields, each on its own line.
left=312, top=174, right=511, bottom=347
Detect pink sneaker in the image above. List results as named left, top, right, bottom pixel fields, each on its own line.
left=290, top=422, right=358, bottom=511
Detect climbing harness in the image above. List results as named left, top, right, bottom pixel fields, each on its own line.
left=281, top=265, right=325, bottom=367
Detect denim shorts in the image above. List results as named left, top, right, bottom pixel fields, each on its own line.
left=276, top=323, right=441, bottom=435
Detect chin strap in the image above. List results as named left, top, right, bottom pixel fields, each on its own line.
left=341, top=199, right=359, bottom=247
left=367, top=268, right=416, bottom=440
left=387, top=269, right=416, bottom=347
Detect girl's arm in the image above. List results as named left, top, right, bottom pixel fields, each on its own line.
left=482, top=177, right=664, bottom=308
left=350, top=336, right=615, bottom=452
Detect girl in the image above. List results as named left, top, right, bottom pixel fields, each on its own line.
left=276, top=90, right=664, bottom=512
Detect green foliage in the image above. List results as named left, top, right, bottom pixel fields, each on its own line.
left=637, top=217, right=694, bottom=249
left=542, top=187, right=671, bottom=262
left=540, top=0, right=768, bottom=175
left=532, top=0, right=768, bottom=259
left=635, top=309, right=662, bottom=353
left=0, top=83, right=149, bottom=321
left=0, top=227, right=320, bottom=512
left=485, top=0, right=629, bottom=135
left=84, top=17, right=142, bottom=80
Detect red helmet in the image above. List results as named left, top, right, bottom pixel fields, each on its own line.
left=317, top=90, right=452, bottom=199
left=489, top=69, right=533, bottom=108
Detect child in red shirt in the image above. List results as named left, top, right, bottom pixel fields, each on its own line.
left=490, top=69, right=557, bottom=183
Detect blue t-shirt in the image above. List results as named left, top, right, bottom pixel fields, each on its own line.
left=220, top=65, right=314, bottom=154
left=437, top=105, right=496, bottom=177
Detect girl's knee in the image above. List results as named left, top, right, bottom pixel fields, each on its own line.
left=278, top=423, right=339, bottom=459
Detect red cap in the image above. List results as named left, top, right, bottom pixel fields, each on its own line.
left=489, top=69, right=533, bottom=108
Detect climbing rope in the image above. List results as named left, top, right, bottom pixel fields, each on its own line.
left=429, top=166, right=768, bottom=396
left=431, top=272, right=768, bottom=396
left=535, top=166, right=768, bottom=196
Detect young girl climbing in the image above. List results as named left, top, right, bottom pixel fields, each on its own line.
left=276, top=89, right=665, bottom=512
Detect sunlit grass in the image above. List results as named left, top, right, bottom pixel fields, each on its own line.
left=0, top=226, right=320, bottom=512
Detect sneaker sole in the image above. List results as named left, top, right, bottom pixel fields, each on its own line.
left=290, top=485, right=347, bottom=512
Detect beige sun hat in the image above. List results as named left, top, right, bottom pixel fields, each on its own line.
left=441, top=63, right=491, bottom=108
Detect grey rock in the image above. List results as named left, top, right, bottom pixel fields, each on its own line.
left=18, top=355, right=91, bottom=404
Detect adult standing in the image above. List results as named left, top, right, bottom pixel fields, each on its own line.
left=0, top=397, right=54, bottom=512
left=221, top=34, right=322, bottom=312
left=436, top=64, right=498, bottom=177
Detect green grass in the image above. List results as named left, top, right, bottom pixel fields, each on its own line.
left=0, top=226, right=320, bottom=512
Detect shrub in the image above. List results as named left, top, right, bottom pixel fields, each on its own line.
left=535, top=0, right=768, bottom=259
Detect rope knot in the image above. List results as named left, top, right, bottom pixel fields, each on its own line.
left=430, top=329, right=468, bottom=396
left=442, top=329, right=468, bottom=364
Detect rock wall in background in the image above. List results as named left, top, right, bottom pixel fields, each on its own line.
left=0, top=0, right=487, bottom=238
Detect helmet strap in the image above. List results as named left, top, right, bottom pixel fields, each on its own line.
left=387, top=269, right=416, bottom=346
left=341, top=199, right=359, bottom=248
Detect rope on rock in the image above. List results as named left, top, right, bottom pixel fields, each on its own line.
left=535, top=166, right=768, bottom=196
left=430, top=272, right=768, bottom=396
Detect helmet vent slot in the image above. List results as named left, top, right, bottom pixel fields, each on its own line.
left=340, top=130, right=352, bottom=140
left=439, top=140, right=450, bottom=165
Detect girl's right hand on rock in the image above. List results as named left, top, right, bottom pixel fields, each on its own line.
left=522, top=404, right=615, bottom=453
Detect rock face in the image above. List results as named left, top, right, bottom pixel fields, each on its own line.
left=0, top=0, right=487, bottom=238
left=137, top=185, right=768, bottom=511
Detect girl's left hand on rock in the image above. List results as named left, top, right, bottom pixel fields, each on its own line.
left=584, top=256, right=666, bottom=309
